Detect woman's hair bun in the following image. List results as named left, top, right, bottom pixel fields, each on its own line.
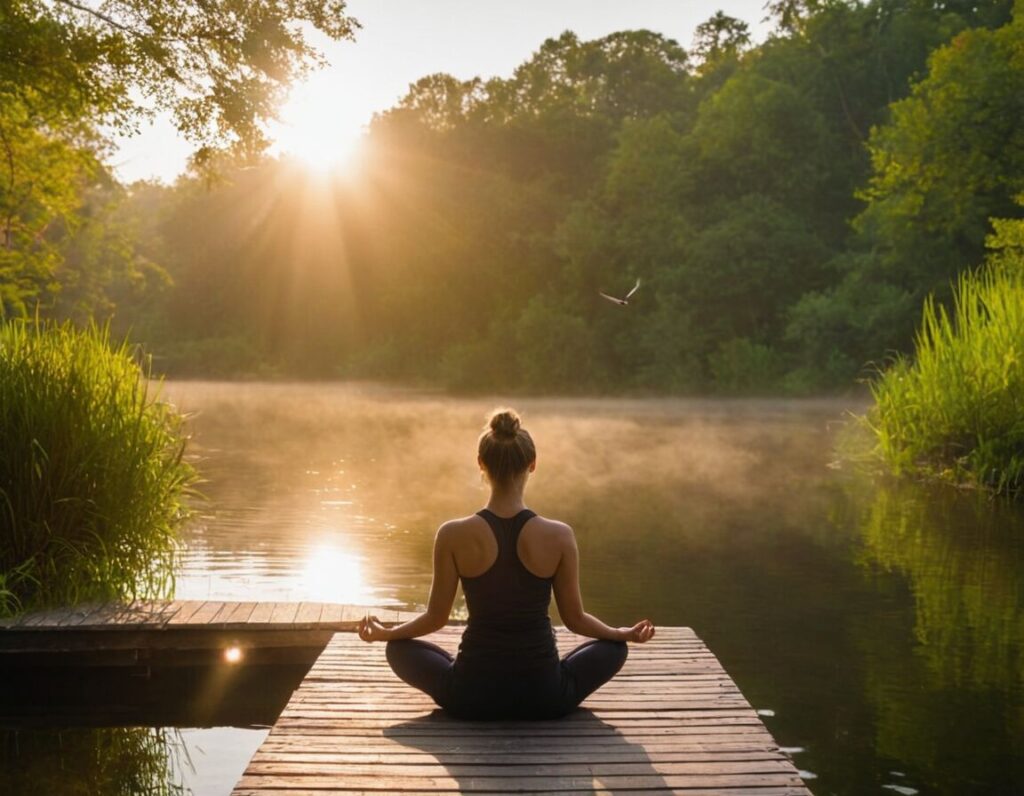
left=478, top=407, right=535, bottom=486
left=488, top=408, right=521, bottom=440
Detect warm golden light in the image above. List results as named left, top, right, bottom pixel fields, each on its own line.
left=224, top=646, right=243, bottom=664
left=270, top=75, right=367, bottom=172
left=301, top=542, right=368, bottom=603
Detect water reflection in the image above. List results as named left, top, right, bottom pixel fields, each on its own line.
left=1, top=727, right=187, bottom=795
left=300, top=542, right=367, bottom=603
left=138, top=383, right=1024, bottom=794
left=0, top=726, right=268, bottom=796
left=173, top=728, right=268, bottom=796
left=852, top=479, right=1024, bottom=794
left=857, top=481, right=1024, bottom=692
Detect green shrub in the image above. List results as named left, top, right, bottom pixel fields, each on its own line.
left=865, top=262, right=1024, bottom=494
left=150, top=334, right=271, bottom=378
left=0, top=321, right=196, bottom=616
left=707, top=337, right=782, bottom=394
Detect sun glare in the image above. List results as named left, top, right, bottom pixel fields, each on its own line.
left=300, top=542, right=368, bottom=604
left=270, top=76, right=367, bottom=173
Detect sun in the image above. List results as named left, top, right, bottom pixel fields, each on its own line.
left=269, top=75, right=367, bottom=172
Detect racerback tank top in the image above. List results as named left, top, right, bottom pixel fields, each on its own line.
left=455, top=508, right=558, bottom=673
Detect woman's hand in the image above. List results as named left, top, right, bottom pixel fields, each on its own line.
left=357, top=615, right=391, bottom=643
left=618, top=619, right=656, bottom=643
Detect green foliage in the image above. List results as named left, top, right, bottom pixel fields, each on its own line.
left=708, top=338, right=784, bottom=394
left=10, top=0, right=1021, bottom=395
left=0, top=0, right=357, bottom=324
left=857, top=480, right=1024, bottom=692
left=683, top=195, right=833, bottom=343
left=785, top=255, right=919, bottom=383
left=692, top=73, right=831, bottom=202
left=150, top=335, right=273, bottom=378
left=0, top=321, right=196, bottom=615
left=0, top=96, right=99, bottom=318
left=857, top=8, right=1024, bottom=290
left=865, top=224, right=1024, bottom=494
left=691, top=11, right=752, bottom=68
left=0, top=727, right=186, bottom=795
left=2, top=0, right=358, bottom=155
left=513, top=296, right=603, bottom=391
left=849, top=476, right=1024, bottom=785
left=774, top=0, right=1024, bottom=382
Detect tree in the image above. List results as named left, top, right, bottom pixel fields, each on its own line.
left=691, top=11, right=752, bottom=67
left=0, top=97, right=97, bottom=317
left=790, top=4, right=1024, bottom=385
left=2, top=0, right=359, bottom=156
left=0, top=0, right=358, bottom=319
left=857, top=8, right=1024, bottom=292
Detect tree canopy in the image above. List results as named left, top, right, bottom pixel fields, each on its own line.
left=3, top=0, right=1023, bottom=394
left=0, top=0, right=357, bottom=317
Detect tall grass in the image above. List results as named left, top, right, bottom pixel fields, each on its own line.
left=865, top=263, right=1024, bottom=495
left=0, top=320, right=196, bottom=616
left=0, top=727, right=187, bottom=795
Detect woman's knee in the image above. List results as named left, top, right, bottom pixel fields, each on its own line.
left=385, top=638, right=414, bottom=670
left=606, top=640, right=628, bottom=672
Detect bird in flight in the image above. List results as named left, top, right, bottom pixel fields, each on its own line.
left=599, top=279, right=641, bottom=306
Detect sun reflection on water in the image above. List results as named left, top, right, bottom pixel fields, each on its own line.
left=175, top=536, right=378, bottom=605
left=299, top=542, right=368, bottom=604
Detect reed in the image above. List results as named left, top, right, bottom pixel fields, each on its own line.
left=864, top=263, right=1024, bottom=495
left=0, top=727, right=187, bottom=795
left=0, top=320, right=196, bottom=616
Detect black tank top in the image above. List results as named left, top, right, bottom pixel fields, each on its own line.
left=455, top=508, right=558, bottom=673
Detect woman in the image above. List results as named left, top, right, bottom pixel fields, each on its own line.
left=357, top=408, right=655, bottom=719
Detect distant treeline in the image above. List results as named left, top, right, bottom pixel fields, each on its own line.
left=4, top=0, right=1023, bottom=393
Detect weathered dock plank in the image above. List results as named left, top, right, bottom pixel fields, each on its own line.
left=232, top=627, right=812, bottom=795
left=0, top=601, right=421, bottom=634
left=0, top=602, right=422, bottom=665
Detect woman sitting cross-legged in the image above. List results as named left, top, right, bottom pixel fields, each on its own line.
left=357, top=407, right=656, bottom=719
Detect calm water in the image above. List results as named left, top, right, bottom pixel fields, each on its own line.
left=10, top=381, right=1024, bottom=795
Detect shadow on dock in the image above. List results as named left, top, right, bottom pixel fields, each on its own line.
left=383, top=708, right=672, bottom=793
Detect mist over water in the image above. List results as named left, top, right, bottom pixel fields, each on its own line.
left=165, top=382, right=853, bottom=610
left=160, top=381, right=1024, bottom=796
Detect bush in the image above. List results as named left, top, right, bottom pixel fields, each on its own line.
left=514, top=296, right=604, bottom=392
left=149, top=334, right=272, bottom=378
left=0, top=321, right=196, bottom=616
left=708, top=337, right=782, bottom=394
left=865, top=261, right=1024, bottom=495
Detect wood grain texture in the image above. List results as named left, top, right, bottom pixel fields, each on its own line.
left=231, top=627, right=813, bottom=795
left=0, top=601, right=430, bottom=633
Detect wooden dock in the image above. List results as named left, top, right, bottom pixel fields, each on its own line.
left=0, top=600, right=420, bottom=666
left=234, top=626, right=813, bottom=795
left=1, top=605, right=812, bottom=792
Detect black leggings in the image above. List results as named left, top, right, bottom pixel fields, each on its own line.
left=385, top=638, right=628, bottom=720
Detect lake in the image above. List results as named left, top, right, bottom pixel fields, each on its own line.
left=7, top=381, right=1024, bottom=795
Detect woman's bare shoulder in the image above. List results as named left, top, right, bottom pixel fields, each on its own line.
left=527, top=513, right=575, bottom=540
left=436, top=513, right=487, bottom=538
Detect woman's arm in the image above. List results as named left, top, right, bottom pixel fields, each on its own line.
left=552, top=525, right=655, bottom=643
left=358, top=523, right=459, bottom=642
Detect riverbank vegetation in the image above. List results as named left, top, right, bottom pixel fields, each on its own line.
left=2, top=0, right=1021, bottom=395
left=865, top=213, right=1024, bottom=494
left=0, top=322, right=196, bottom=616
left=0, top=727, right=185, bottom=795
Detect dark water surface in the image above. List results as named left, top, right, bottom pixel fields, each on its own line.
left=7, top=381, right=1024, bottom=795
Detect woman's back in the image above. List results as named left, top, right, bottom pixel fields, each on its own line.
left=454, top=508, right=559, bottom=672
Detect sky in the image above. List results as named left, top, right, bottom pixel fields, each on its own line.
left=111, top=0, right=773, bottom=184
